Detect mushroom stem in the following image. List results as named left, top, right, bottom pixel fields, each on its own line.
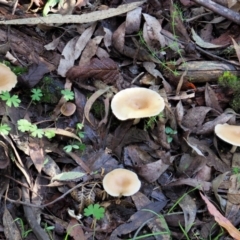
left=133, top=118, right=140, bottom=125
left=230, top=145, right=237, bottom=153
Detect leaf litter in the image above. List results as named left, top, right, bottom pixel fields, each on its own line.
left=1, top=0, right=240, bottom=239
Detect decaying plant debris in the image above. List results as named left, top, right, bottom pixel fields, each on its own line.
left=1, top=0, right=240, bottom=239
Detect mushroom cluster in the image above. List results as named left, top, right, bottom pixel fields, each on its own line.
left=102, top=169, right=141, bottom=197
left=111, top=87, right=165, bottom=120
left=0, top=63, right=17, bottom=93
left=215, top=123, right=240, bottom=153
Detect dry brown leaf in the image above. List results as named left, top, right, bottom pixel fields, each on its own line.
left=0, top=1, right=145, bottom=25
left=3, top=208, right=22, bottom=240
left=125, top=7, right=142, bottom=34
left=84, top=87, right=110, bottom=125
left=29, top=139, right=45, bottom=173
left=79, top=36, right=103, bottom=66
left=66, top=57, right=120, bottom=84
left=200, top=193, right=240, bottom=240
left=143, top=13, right=165, bottom=47
left=67, top=219, right=86, bottom=240
left=231, top=37, right=240, bottom=64
left=205, top=83, right=223, bottom=113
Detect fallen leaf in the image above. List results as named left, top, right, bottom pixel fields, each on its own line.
left=200, top=192, right=240, bottom=239
left=84, top=87, right=110, bottom=125
left=67, top=57, right=120, bottom=84
left=125, top=7, right=142, bottom=34
left=0, top=1, right=145, bottom=25
left=192, top=28, right=225, bottom=48
left=79, top=36, right=103, bottom=66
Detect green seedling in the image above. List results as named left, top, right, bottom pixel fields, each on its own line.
left=61, top=89, right=74, bottom=101
left=14, top=217, right=32, bottom=238
left=0, top=91, right=21, bottom=107
left=76, top=123, right=84, bottom=138
left=0, top=123, right=11, bottom=135
left=44, top=222, right=55, bottom=240
left=63, top=142, right=86, bottom=153
left=63, top=144, right=80, bottom=153
left=30, top=125, right=45, bottom=138
left=31, top=88, right=43, bottom=101
left=17, top=119, right=55, bottom=139
left=165, top=126, right=177, bottom=143
left=84, top=204, right=105, bottom=220
left=84, top=204, right=105, bottom=240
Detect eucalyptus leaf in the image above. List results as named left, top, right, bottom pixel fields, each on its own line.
left=51, top=172, right=86, bottom=182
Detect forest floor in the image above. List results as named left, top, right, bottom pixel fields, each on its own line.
left=0, top=0, right=240, bottom=239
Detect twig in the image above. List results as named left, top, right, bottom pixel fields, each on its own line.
left=191, top=0, right=240, bottom=25
left=21, top=178, right=51, bottom=240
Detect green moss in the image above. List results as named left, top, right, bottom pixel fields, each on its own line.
left=91, top=100, right=105, bottom=119
left=218, top=71, right=240, bottom=111
left=1, top=61, right=27, bottom=75
left=39, top=76, right=63, bottom=104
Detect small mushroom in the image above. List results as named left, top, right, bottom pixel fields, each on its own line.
left=102, top=168, right=141, bottom=197
left=0, top=63, right=17, bottom=93
left=214, top=123, right=240, bottom=153
left=111, top=87, right=165, bottom=120
left=60, top=102, right=76, bottom=116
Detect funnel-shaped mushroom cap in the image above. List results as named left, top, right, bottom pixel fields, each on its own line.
left=0, top=63, right=17, bottom=93
left=215, top=124, right=240, bottom=146
left=111, top=88, right=165, bottom=120
left=60, top=102, right=76, bottom=116
left=103, top=169, right=141, bottom=197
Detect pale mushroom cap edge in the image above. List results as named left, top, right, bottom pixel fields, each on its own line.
left=102, top=169, right=141, bottom=197
left=111, top=87, right=165, bottom=120
left=215, top=123, right=240, bottom=146
left=0, top=63, right=17, bottom=92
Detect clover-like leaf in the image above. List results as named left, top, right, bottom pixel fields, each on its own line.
left=17, top=119, right=33, bottom=132
left=30, top=125, right=44, bottom=138
left=31, top=88, right=43, bottom=101
left=0, top=124, right=11, bottom=135
left=84, top=204, right=105, bottom=220
left=0, top=91, right=21, bottom=107
left=61, top=89, right=74, bottom=101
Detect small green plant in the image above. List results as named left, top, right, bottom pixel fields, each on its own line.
left=218, top=71, right=240, bottom=111
left=84, top=204, right=105, bottom=240
left=44, top=222, right=55, bottom=240
left=63, top=144, right=80, bottom=153
left=76, top=122, right=84, bottom=138
left=144, top=115, right=158, bottom=131
left=165, top=126, right=177, bottom=143
left=144, top=112, right=164, bottom=131
left=17, top=119, right=55, bottom=139
left=0, top=91, right=21, bottom=107
left=84, top=204, right=105, bottom=220
left=128, top=209, right=170, bottom=240
left=2, top=61, right=27, bottom=75
left=14, top=218, right=33, bottom=238
left=0, top=123, right=11, bottom=135
left=31, top=88, right=43, bottom=101
left=61, top=89, right=74, bottom=101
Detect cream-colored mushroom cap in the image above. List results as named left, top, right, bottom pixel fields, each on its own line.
left=60, top=102, right=76, bottom=116
left=111, top=87, right=165, bottom=120
left=0, top=63, right=17, bottom=93
left=102, top=169, right=141, bottom=197
left=214, top=124, right=240, bottom=146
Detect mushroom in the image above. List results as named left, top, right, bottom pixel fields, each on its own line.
left=214, top=123, right=240, bottom=153
left=60, top=102, right=76, bottom=116
left=102, top=168, right=141, bottom=197
left=0, top=63, right=17, bottom=92
left=111, top=87, right=165, bottom=121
